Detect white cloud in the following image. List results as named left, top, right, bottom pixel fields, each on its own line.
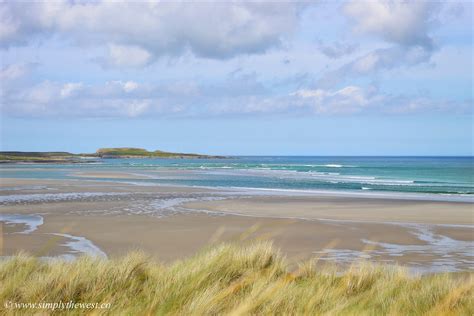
left=2, top=77, right=470, bottom=118
left=60, top=83, right=83, bottom=98
left=317, top=0, right=443, bottom=86
left=292, top=85, right=472, bottom=115
left=320, top=45, right=432, bottom=86
left=107, top=44, right=152, bottom=68
left=292, top=85, right=382, bottom=114
left=125, top=100, right=151, bottom=117
left=0, top=63, right=30, bottom=81
left=24, top=81, right=59, bottom=104
left=343, top=0, right=438, bottom=49
left=122, top=81, right=139, bottom=93
left=0, top=1, right=301, bottom=63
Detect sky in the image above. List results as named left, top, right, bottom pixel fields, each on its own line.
left=0, top=0, right=472, bottom=156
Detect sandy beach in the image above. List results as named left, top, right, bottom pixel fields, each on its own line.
left=1, top=176, right=473, bottom=272
left=183, top=196, right=473, bottom=225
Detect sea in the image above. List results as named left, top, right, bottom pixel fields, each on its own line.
left=1, top=156, right=473, bottom=202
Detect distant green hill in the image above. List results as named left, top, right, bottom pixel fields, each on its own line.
left=95, top=147, right=220, bottom=159
left=0, top=151, right=74, bottom=157
left=0, top=148, right=223, bottom=163
left=0, top=151, right=76, bottom=163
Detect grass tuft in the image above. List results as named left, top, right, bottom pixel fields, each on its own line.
left=0, top=242, right=472, bottom=315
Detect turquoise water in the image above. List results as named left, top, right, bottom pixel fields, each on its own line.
left=1, top=157, right=473, bottom=199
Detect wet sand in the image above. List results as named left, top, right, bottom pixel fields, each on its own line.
left=183, top=196, right=474, bottom=225
left=1, top=177, right=473, bottom=272
left=2, top=213, right=428, bottom=261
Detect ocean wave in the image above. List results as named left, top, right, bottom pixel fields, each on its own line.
left=223, top=186, right=474, bottom=202
left=309, top=171, right=341, bottom=176
left=200, top=168, right=472, bottom=192
left=196, top=167, right=443, bottom=187
left=306, top=164, right=357, bottom=168
left=171, top=163, right=359, bottom=171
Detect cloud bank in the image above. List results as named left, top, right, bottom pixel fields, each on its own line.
left=0, top=1, right=301, bottom=62
left=0, top=1, right=471, bottom=119
left=2, top=65, right=470, bottom=118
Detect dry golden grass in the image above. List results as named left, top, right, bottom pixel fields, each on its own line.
left=0, top=242, right=472, bottom=315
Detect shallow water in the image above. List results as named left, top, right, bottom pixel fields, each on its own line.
left=0, top=214, right=106, bottom=258
left=1, top=156, right=473, bottom=201
left=314, top=222, right=474, bottom=273
left=0, top=214, right=43, bottom=234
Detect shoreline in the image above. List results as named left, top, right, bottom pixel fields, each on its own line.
left=131, top=170, right=474, bottom=202
left=2, top=173, right=473, bottom=203
left=1, top=177, right=473, bottom=273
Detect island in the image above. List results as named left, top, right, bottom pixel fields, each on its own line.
left=0, top=147, right=224, bottom=163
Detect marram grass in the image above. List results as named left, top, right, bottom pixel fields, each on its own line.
left=0, top=242, right=472, bottom=315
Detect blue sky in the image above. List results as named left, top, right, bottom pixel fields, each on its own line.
left=0, top=1, right=472, bottom=155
